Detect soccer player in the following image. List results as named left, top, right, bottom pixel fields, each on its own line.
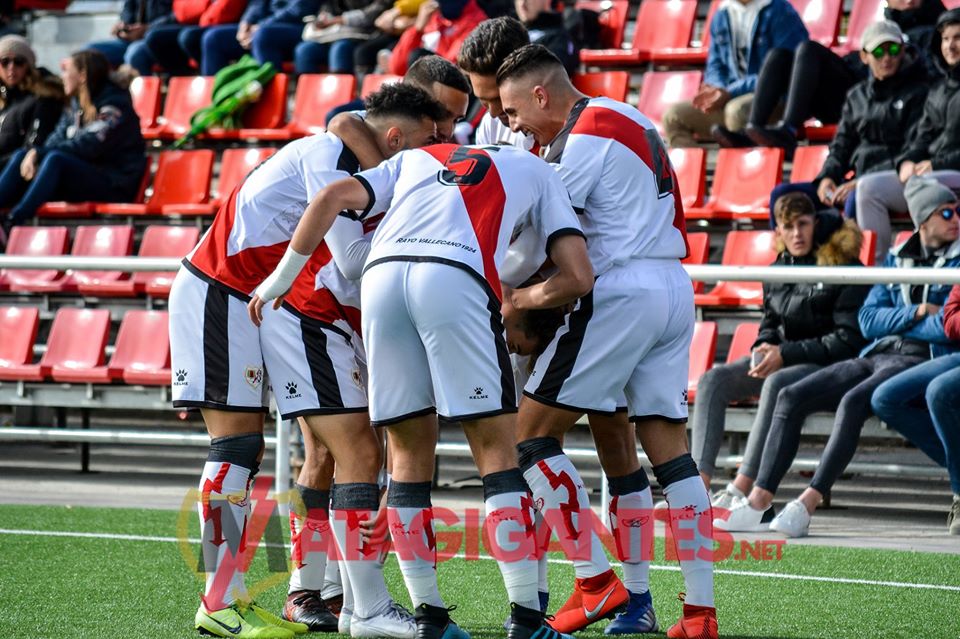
left=497, top=45, right=718, bottom=639
left=169, top=83, right=444, bottom=639
left=249, top=143, right=594, bottom=639
left=460, top=18, right=661, bottom=635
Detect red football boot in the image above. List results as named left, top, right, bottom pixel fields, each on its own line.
left=549, top=569, right=629, bottom=633
left=666, top=603, right=718, bottom=639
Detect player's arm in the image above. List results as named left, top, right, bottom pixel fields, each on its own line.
left=247, top=177, right=372, bottom=325
left=326, top=214, right=371, bottom=280
left=327, top=112, right=385, bottom=170
left=507, top=234, right=593, bottom=310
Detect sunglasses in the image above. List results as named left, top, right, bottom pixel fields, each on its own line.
left=0, top=56, right=27, bottom=68
left=937, top=206, right=957, bottom=221
left=868, top=42, right=902, bottom=59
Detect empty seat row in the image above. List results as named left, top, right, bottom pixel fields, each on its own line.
left=0, top=225, right=198, bottom=297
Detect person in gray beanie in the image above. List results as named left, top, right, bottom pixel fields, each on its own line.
left=905, top=173, right=959, bottom=229
left=0, top=35, right=64, bottom=167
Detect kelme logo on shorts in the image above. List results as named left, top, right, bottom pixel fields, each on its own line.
left=174, top=369, right=188, bottom=386
left=469, top=386, right=488, bottom=400
left=285, top=382, right=301, bottom=399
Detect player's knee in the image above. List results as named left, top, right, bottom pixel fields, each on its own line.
left=516, top=436, right=564, bottom=473
left=207, top=432, right=263, bottom=473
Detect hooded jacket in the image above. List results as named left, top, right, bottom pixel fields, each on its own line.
left=815, top=45, right=929, bottom=187
left=896, top=8, right=960, bottom=171
left=858, top=232, right=960, bottom=358
left=886, top=0, right=946, bottom=71
left=755, top=214, right=870, bottom=366
left=0, top=69, right=64, bottom=162
left=37, top=81, right=146, bottom=200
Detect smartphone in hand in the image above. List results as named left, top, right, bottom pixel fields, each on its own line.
left=750, top=350, right=764, bottom=369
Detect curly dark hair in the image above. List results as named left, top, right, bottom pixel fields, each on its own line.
left=457, top=16, right=530, bottom=75
left=364, top=81, right=447, bottom=123
left=406, top=54, right=470, bottom=94
left=495, top=43, right=563, bottom=85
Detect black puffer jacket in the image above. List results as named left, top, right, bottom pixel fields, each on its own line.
left=754, top=214, right=871, bottom=366
left=815, top=46, right=929, bottom=187
left=896, top=8, right=960, bottom=171
left=0, top=70, right=64, bottom=163
left=887, top=0, right=946, bottom=74
left=37, top=82, right=146, bottom=200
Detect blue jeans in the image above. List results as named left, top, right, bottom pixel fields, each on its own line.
left=294, top=38, right=358, bottom=73
left=89, top=38, right=155, bottom=75
left=768, top=181, right=855, bottom=228
left=144, top=24, right=194, bottom=75
left=199, top=24, right=246, bottom=75
left=872, top=354, right=960, bottom=494
left=251, top=22, right=304, bottom=69
left=0, top=149, right=117, bottom=225
left=179, top=25, right=207, bottom=68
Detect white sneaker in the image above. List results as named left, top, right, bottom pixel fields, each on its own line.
left=710, top=483, right=746, bottom=510
left=339, top=606, right=353, bottom=635
left=350, top=602, right=416, bottom=639
left=769, top=499, right=811, bottom=538
left=713, top=496, right=775, bottom=532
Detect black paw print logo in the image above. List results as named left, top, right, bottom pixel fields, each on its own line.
left=175, top=369, right=187, bottom=382
left=285, top=382, right=298, bottom=395
left=474, top=386, right=484, bottom=395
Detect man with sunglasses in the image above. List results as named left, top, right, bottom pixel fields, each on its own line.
left=719, top=175, right=960, bottom=539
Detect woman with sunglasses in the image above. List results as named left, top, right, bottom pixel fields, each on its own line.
left=0, top=35, right=65, bottom=167
left=0, top=49, right=145, bottom=237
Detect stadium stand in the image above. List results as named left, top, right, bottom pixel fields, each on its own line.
left=0, top=307, right=39, bottom=376
left=790, top=0, right=842, bottom=46
left=580, top=0, right=700, bottom=66
left=682, top=231, right=710, bottom=294
left=36, top=158, right=152, bottom=220
left=575, top=0, right=629, bottom=50
left=0, top=226, right=69, bottom=291
left=360, top=73, right=402, bottom=97
left=832, top=0, right=886, bottom=54
left=669, top=146, right=707, bottom=209
left=726, top=322, right=761, bottom=363
left=572, top=71, right=630, bottom=102
left=145, top=76, right=214, bottom=140
left=0, top=308, right=110, bottom=382
left=687, top=320, right=718, bottom=402
left=129, top=76, right=162, bottom=135
left=789, top=145, right=830, bottom=183
left=695, top=230, right=778, bottom=307
left=206, top=73, right=290, bottom=140
left=686, top=147, right=785, bottom=221
left=636, top=70, right=702, bottom=134
left=95, top=150, right=215, bottom=216
left=257, top=74, right=357, bottom=140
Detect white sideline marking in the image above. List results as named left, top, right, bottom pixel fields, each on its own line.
left=2, top=528, right=959, bottom=593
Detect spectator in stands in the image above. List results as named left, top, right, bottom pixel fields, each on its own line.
left=765, top=20, right=929, bottom=248
left=856, top=9, right=960, bottom=262
left=352, top=1, right=422, bottom=74
left=873, top=276, right=960, bottom=536
left=690, top=194, right=868, bottom=508
left=514, top=0, right=577, bottom=74
left=89, top=0, right=176, bottom=75
left=139, top=0, right=249, bottom=75
left=387, top=0, right=487, bottom=76
left=743, top=0, right=946, bottom=153
left=662, top=0, right=807, bottom=148
left=0, top=50, right=146, bottom=233
left=718, top=176, right=960, bottom=538
left=184, top=0, right=321, bottom=75
left=0, top=36, right=65, bottom=167
left=293, top=1, right=390, bottom=74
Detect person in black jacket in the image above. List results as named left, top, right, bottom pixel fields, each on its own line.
left=515, top=0, right=577, bottom=75
left=856, top=8, right=960, bottom=262
left=0, top=50, right=146, bottom=233
left=0, top=35, right=65, bottom=167
left=689, top=193, right=869, bottom=508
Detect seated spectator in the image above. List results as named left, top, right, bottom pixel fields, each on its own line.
left=352, top=1, right=423, bottom=74
left=717, top=176, right=960, bottom=538
left=514, top=0, right=576, bottom=74
left=139, top=0, right=248, bottom=75
left=387, top=0, right=487, bottom=76
left=294, top=1, right=390, bottom=74
left=766, top=20, right=929, bottom=245
left=662, top=0, right=807, bottom=148
left=183, top=0, right=320, bottom=76
left=0, top=50, right=146, bottom=233
left=873, top=274, right=960, bottom=536
left=0, top=36, right=65, bottom=166
left=690, top=194, right=868, bottom=508
left=857, top=9, right=960, bottom=262
left=89, top=0, right=176, bottom=75
left=741, top=0, right=945, bottom=153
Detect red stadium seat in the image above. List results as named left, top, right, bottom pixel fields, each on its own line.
left=10, top=225, right=134, bottom=294
left=790, top=0, right=842, bottom=47
left=636, top=71, right=702, bottom=134
left=361, top=74, right=402, bottom=97
left=96, top=150, right=215, bottom=216
left=0, top=226, right=69, bottom=291
left=789, top=145, right=829, bottom=183
left=572, top=72, right=630, bottom=102
left=257, top=74, right=357, bottom=140
left=207, top=74, right=290, bottom=139
left=69, top=310, right=171, bottom=385
left=648, top=0, right=721, bottom=65
left=152, top=76, right=215, bottom=139
left=687, top=148, right=784, bottom=220
left=37, top=157, right=153, bottom=219
left=833, top=0, right=885, bottom=54
left=580, top=0, right=698, bottom=66
left=726, top=322, right=761, bottom=363
left=0, top=308, right=110, bottom=382
left=130, top=76, right=162, bottom=133
left=576, top=0, right=629, bottom=49
left=0, top=307, right=40, bottom=377
left=945, top=0, right=960, bottom=7
left=695, top=230, right=778, bottom=307
left=859, top=230, right=877, bottom=267
left=168, top=147, right=277, bottom=217
left=78, top=225, right=200, bottom=297
left=669, top=147, right=707, bottom=209
left=682, top=231, right=710, bottom=293
left=802, top=121, right=838, bottom=142
left=894, top=230, right=913, bottom=248
left=687, top=320, right=718, bottom=403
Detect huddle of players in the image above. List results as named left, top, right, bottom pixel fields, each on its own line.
left=169, top=16, right=719, bottom=639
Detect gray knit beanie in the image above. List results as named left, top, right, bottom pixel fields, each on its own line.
left=905, top=176, right=957, bottom=228
left=0, top=35, right=36, bottom=69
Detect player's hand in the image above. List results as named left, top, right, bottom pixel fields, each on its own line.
left=748, top=343, right=783, bottom=379
left=358, top=507, right=389, bottom=548
left=247, top=291, right=286, bottom=327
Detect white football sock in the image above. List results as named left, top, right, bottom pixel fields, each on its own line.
left=288, top=485, right=330, bottom=593
left=387, top=481, right=444, bottom=608
left=663, top=475, right=714, bottom=607
left=198, top=461, right=251, bottom=608
left=321, top=556, right=343, bottom=600
left=609, top=487, right=653, bottom=594
left=483, top=470, right=539, bottom=610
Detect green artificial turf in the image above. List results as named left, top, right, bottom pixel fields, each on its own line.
left=1, top=504, right=958, bottom=639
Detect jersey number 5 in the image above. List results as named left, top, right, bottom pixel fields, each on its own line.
left=438, top=146, right=496, bottom=187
